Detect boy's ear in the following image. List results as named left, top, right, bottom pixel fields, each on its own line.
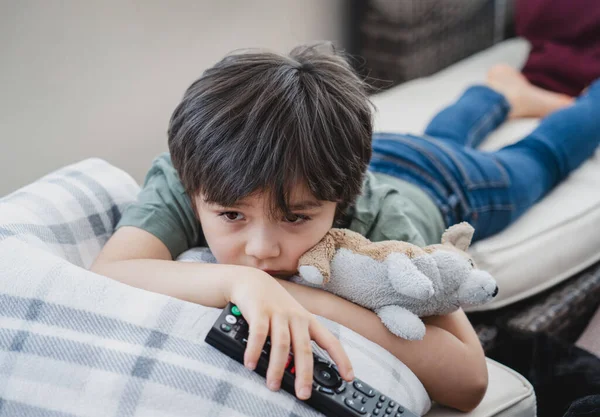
left=441, top=222, right=475, bottom=251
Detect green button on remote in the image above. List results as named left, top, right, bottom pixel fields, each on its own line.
left=231, top=305, right=241, bottom=316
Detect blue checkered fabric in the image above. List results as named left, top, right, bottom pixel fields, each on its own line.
left=0, top=159, right=431, bottom=416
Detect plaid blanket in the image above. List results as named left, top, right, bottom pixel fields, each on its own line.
left=0, top=159, right=431, bottom=417
left=0, top=158, right=140, bottom=269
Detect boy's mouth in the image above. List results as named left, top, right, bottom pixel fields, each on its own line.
left=262, top=270, right=293, bottom=278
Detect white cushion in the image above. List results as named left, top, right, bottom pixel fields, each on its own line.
left=0, top=238, right=432, bottom=417
left=371, top=38, right=600, bottom=311
left=428, top=359, right=535, bottom=417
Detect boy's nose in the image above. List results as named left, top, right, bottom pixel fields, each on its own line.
left=245, top=234, right=280, bottom=260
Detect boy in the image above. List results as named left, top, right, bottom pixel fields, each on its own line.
left=92, top=43, right=600, bottom=412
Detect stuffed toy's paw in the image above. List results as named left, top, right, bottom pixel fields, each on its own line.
left=376, top=305, right=426, bottom=341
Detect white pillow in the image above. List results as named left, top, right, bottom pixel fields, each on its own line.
left=0, top=238, right=431, bottom=417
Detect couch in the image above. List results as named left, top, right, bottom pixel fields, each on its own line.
left=0, top=158, right=537, bottom=416
left=355, top=0, right=600, bottom=355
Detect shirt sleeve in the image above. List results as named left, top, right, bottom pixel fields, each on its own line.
left=347, top=171, right=429, bottom=247
left=116, top=153, right=203, bottom=259
left=368, top=193, right=428, bottom=247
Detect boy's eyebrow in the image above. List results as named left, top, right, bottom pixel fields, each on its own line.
left=230, top=200, right=323, bottom=210
left=288, top=200, right=324, bottom=210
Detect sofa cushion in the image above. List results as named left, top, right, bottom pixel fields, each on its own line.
left=428, top=359, right=535, bottom=417
left=0, top=238, right=432, bottom=417
left=0, top=158, right=140, bottom=268
left=370, top=37, right=600, bottom=311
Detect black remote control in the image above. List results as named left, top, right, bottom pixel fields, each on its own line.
left=206, top=302, right=420, bottom=417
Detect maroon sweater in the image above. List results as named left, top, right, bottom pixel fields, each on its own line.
left=516, top=0, right=600, bottom=96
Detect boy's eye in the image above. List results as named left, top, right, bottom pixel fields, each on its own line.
left=218, top=211, right=311, bottom=225
left=283, top=213, right=311, bottom=224
left=219, top=211, right=244, bottom=222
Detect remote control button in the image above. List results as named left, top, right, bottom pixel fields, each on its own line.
left=353, top=392, right=358, bottom=399
left=344, top=398, right=367, bottom=415
left=313, top=362, right=341, bottom=388
left=362, top=397, right=367, bottom=404
left=285, top=354, right=293, bottom=370
left=220, top=323, right=232, bottom=332
left=386, top=407, right=393, bottom=414
left=315, top=356, right=330, bottom=366
left=380, top=395, right=386, bottom=402
left=397, top=406, right=404, bottom=414
left=335, top=381, right=347, bottom=394
left=225, top=315, right=237, bottom=324
left=353, top=380, right=376, bottom=397
left=376, top=402, right=383, bottom=408
left=318, top=386, right=335, bottom=395
left=373, top=409, right=380, bottom=415
left=231, top=305, right=241, bottom=316
left=389, top=401, right=395, bottom=408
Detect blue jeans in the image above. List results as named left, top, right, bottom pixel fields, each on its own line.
left=369, top=80, right=600, bottom=241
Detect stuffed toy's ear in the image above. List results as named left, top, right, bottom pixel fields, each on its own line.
left=385, top=253, right=434, bottom=300
left=297, top=231, right=336, bottom=285
left=441, top=222, right=475, bottom=251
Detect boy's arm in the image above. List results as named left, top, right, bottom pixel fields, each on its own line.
left=91, top=227, right=230, bottom=307
left=278, top=281, right=488, bottom=412
left=91, top=227, right=355, bottom=400
left=93, top=227, right=487, bottom=412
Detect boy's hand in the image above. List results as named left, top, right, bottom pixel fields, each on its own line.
left=225, top=268, right=354, bottom=400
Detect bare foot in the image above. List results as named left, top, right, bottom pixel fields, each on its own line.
left=486, top=64, right=575, bottom=119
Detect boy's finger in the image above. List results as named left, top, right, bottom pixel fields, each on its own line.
left=289, top=318, right=314, bottom=400
left=311, top=320, right=354, bottom=382
left=244, top=315, right=269, bottom=371
left=266, top=315, right=291, bottom=391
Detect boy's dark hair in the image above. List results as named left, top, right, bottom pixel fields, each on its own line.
left=168, top=42, right=373, bottom=223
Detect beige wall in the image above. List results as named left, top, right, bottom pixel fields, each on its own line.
left=0, top=0, right=347, bottom=196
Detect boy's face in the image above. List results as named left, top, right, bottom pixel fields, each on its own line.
left=195, top=183, right=337, bottom=278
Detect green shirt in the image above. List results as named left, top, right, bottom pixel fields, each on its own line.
left=117, top=153, right=445, bottom=259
